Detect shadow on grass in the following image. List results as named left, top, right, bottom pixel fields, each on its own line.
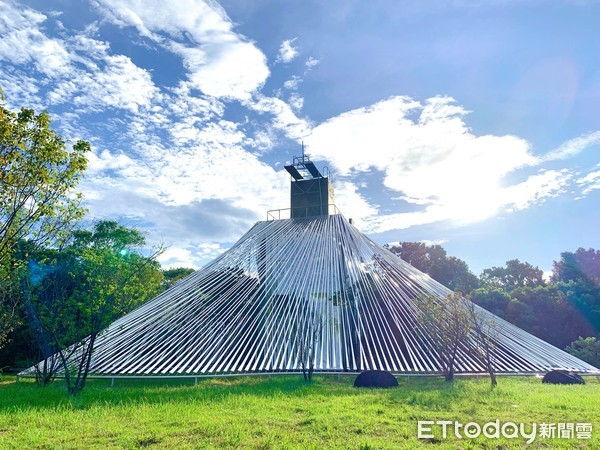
left=0, top=373, right=498, bottom=413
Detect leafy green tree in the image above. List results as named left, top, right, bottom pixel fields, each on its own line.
left=552, top=248, right=600, bottom=285
left=552, top=248, right=600, bottom=333
left=0, top=265, right=19, bottom=350
left=480, top=259, right=545, bottom=290
left=554, top=280, right=600, bottom=334
left=162, top=267, right=195, bottom=289
left=505, top=285, right=595, bottom=349
left=0, top=91, right=89, bottom=267
left=24, top=221, right=164, bottom=394
left=565, top=336, right=600, bottom=368
left=474, top=250, right=600, bottom=349
left=385, top=242, right=479, bottom=294
left=469, top=286, right=511, bottom=318
left=0, top=87, right=89, bottom=350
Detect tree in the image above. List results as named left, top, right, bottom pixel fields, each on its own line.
left=295, top=303, right=322, bottom=382
left=24, top=221, right=164, bottom=394
left=0, top=88, right=89, bottom=350
left=162, top=267, right=195, bottom=289
left=565, top=337, right=600, bottom=368
left=420, top=291, right=498, bottom=385
left=469, top=286, right=511, bottom=319
left=505, top=285, right=595, bottom=349
left=70, top=220, right=145, bottom=252
left=465, top=299, right=498, bottom=387
left=480, top=259, right=545, bottom=290
left=0, top=96, right=89, bottom=266
left=419, top=292, right=472, bottom=382
left=0, top=265, right=19, bottom=350
left=551, top=248, right=600, bottom=333
left=386, top=242, right=479, bottom=294
left=552, top=248, right=600, bottom=285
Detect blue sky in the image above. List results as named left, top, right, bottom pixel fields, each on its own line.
left=1, top=0, right=599, bottom=275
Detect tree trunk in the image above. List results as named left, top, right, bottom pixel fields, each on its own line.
left=444, top=369, right=454, bottom=382
left=488, top=362, right=497, bottom=387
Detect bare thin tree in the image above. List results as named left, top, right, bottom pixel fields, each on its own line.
left=296, top=301, right=323, bottom=382
left=419, top=292, right=472, bottom=382
left=466, top=300, right=498, bottom=387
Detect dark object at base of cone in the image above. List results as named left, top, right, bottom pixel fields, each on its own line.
left=542, top=370, right=585, bottom=385
left=354, top=370, right=399, bottom=388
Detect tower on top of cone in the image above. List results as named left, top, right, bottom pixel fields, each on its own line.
left=22, top=153, right=599, bottom=377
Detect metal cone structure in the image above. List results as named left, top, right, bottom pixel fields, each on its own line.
left=23, top=155, right=598, bottom=377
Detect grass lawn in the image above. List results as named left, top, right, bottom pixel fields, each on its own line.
left=0, top=374, right=599, bottom=449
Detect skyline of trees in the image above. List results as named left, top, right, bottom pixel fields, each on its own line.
left=387, top=241, right=600, bottom=361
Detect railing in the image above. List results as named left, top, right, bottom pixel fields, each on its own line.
left=267, top=204, right=341, bottom=221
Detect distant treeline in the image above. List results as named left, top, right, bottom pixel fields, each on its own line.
left=385, top=243, right=600, bottom=354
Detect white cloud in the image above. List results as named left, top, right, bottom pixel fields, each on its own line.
left=195, top=243, right=227, bottom=263
left=283, top=75, right=302, bottom=90
left=0, top=70, right=43, bottom=110
left=420, top=239, right=448, bottom=246
left=81, top=116, right=291, bottom=241
left=70, top=33, right=111, bottom=58
left=332, top=181, right=378, bottom=229
left=306, top=96, right=564, bottom=233
left=93, top=0, right=269, bottom=100
left=170, top=41, right=268, bottom=100
left=276, top=38, right=299, bottom=63
left=167, top=81, right=224, bottom=120
left=502, top=169, right=571, bottom=211
left=48, top=54, right=158, bottom=113
left=288, top=93, right=304, bottom=111
left=0, top=3, right=71, bottom=77
left=542, top=270, right=553, bottom=282
left=0, top=1, right=159, bottom=114
left=305, top=56, right=320, bottom=69
left=86, top=148, right=140, bottom=173
left=169, top=118, right=244, bottom=147
left=544, top=131, right=600, bottom=161
left=0, top=1, right=46, bottom=29
left=93, top=0, right=230, bottom=42
left=158, top=247, right=200, bottom=269
left=247, top=95, right=311, bottom=141
left=577, top=169, right=600, bottom=195
left=158, top=243, right=225, bottom=269
left=247, top=129, right=276, bottom=152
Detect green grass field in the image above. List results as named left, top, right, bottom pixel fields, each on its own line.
left=0, top=374, right=599, bottom=449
